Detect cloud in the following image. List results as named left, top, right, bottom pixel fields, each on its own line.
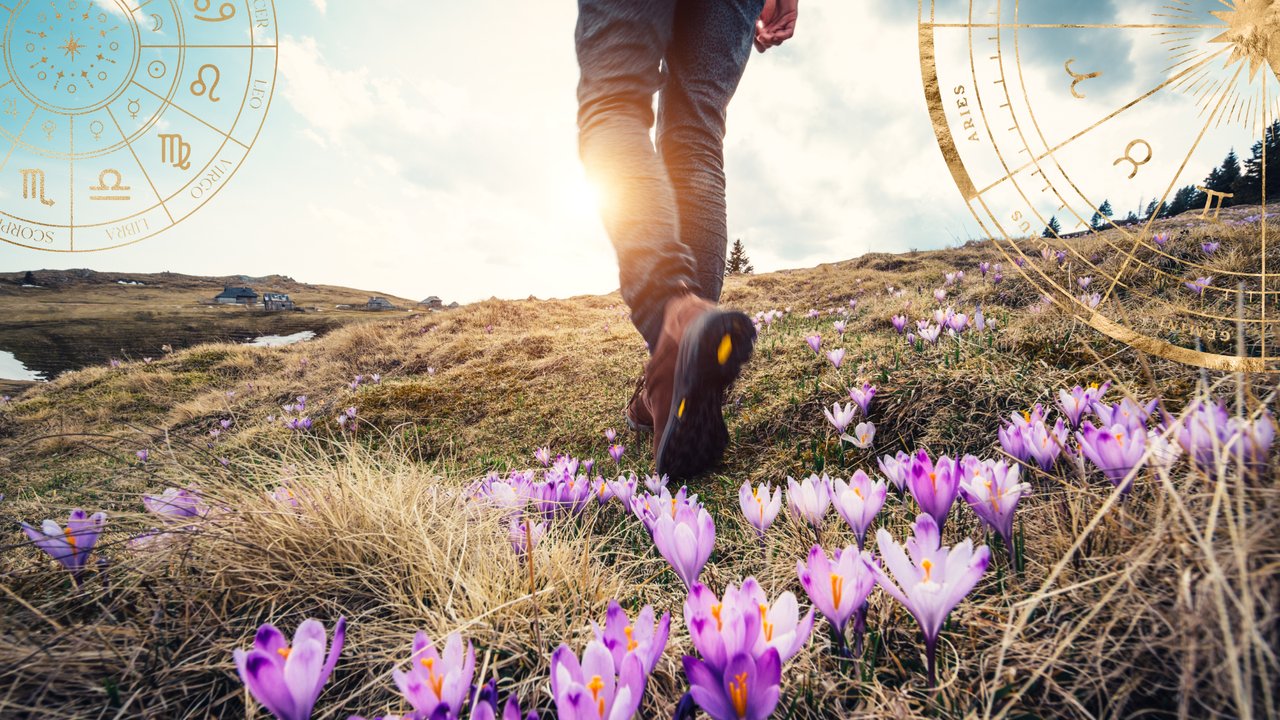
left=311, top=0, right=326, bottom=14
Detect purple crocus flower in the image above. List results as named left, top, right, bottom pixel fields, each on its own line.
left=144, top=487, right=205, bottom=519
left=738, top=481, right=782, bottom=537
left=136, top=449, right=150, bottom=463
left=919, top=324, right=942, bottom=344
left=877, top=450, right=911, bottom=491
left=1092, top=397, right=1157, bottom=435
left=797, top=544, right=876, bottom=654
left=870, top=514, right=989, bottom=686
left=607, top=474, right=638, bottom=507
left=392, top=631, right=476, bottom=720
left=1077, top=421, right=1149, bottom=494
left=592, top=600, right=670, bottom=676
left=1153, top=232, right=1170, bottom=247
left=848, top=382, right=876, bottom=415
left=652, top=502, right=715, bottom=589
left=840, top=421, right=875, bottom=449
left=21, top=509, right=107, bottom=582
left=998, top=422, right=1030, bottom=464
left=823, top=401, right=857, bottom=434
left=1026, top=417, right=1068, bottom=471
left=1201, top=241, right=1219, bottom=255
left=979, top=261, right=990, bottom=277
left=685, top=578, right=813, bottom=671
left=786, top=474, right=831, bottom=531
left=805, top=334, right=822, bottom=355
left=891, top=314, right=908, bottom=333
left=550, top=638, right=646, bottom=720
left=1058, top=384, right=1104, bottom=428
left=903, top=450, right=960, bottom=531
left=643, top=473, right=668, bottom=494
left=831, top=471, right=887, bottom=550
left=1184, top=276, right=1214, bottom=295
left=509, top=515, right=547, bottom=556
left=604, top=428, right=617, bottom=443
left=1175, top=399, right=1231, bottom=470
left=933, top=288, right=947, bottom=303
left=826, top=348, right=846, bottom=369
left=833, top=320, right=846, bottom=335
left=682, top=648, right=779, bottom=720
left=233, top=617, right=346, bottom=720
left=957, top=457, right=1029, bottom=564
left=608, top=444, right=625, bottom=464
left=464, top=680, right=538, bottom=720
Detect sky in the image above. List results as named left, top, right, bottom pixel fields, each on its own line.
left=0, top=0, right=1269, bottom=304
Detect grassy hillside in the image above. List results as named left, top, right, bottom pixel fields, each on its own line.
left=0, top=210, right=1275, bottom=719
left=0, top=269, right=423, bottom=395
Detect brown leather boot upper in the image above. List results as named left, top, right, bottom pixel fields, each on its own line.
left=643, top=293, right=716, bottom=458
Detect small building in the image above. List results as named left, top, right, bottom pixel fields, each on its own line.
left=262, top=292, right=295, bottom=311
left=366, top=296, right=396, bottom=311
left=420, top=295, right=444, bottom=310
left=215, top=286, right=258, bottom=305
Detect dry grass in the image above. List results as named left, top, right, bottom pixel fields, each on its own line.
left=1, top=209, right=1277, bottom=719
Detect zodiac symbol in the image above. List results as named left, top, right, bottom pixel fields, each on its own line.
left=1197, top=186, right=1234, bottom=220
left=89, top=169, right=132, bottom=201
left=194, top=0, right=236, bottom=22
left=3, top=98, right=18, bottom=118
left=128, top=98, right=141, bottom=119
left=150, top=13, right=164, bottom=32
left=20, top=169, right=55, bottom=206
left=1112, top=139, right=1152, bottom=180
left=148, top=60, right=167, bottom=79
left=41, top=120, right=55, bottom=141
left=1064, top=59, right=1102, bottom=99
left=190, top=64, right=221, bottom=102
left=89, top=120, right=104, bottom=141
left=159, top=133, right=192, bottom=170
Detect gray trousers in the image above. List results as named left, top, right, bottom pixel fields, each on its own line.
left=575, top=0, right=764, bottom=350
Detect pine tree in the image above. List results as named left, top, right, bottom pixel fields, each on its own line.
left=725, top=238, right=754, bottom=275
left=1090, top=200, right=1114, bottom=229
left=1043, top=216, right=1062, bottom=237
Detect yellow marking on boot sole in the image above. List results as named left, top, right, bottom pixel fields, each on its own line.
left=678, top=398, right=686, bottom=418
left=717, top=333, right=732, bottom=365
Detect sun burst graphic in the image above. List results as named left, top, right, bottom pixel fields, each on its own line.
left=1210, top=0, right=1280, bottom=83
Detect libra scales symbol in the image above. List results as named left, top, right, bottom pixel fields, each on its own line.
left=89, top=169, right=131, bottom=201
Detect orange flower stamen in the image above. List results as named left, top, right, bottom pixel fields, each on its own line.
left=624, top=625, right=638, bottom=652
left=758, top=603, right=774, bottom=641
left=420, top=657, right=444, bottom=699
left=728, top=671, right=750, bottom=718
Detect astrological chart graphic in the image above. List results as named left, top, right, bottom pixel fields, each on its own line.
left=0, top=0, right=276, bottom=252
left=919, top=0, right=1280, bottom=372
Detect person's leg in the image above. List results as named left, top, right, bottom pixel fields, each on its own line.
left=657, top=0, right=764, bottom=302
left=575, top=0, right=695, bottom=351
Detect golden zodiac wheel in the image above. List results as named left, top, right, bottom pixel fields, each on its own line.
left=0, top=0, right=276, bottom=252
left=919, top=0, right=1280, bottom=372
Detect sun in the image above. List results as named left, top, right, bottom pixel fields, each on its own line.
left=566, top=171, right=604, bottom=218
left=1210, top=0, right=1280, bottom=83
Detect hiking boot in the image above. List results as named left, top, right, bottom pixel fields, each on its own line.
left=644, top=293, right=755, bottom=480
left=625, top=373, right=654, bottom=433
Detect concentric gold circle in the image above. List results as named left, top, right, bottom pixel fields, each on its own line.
left=0, top=0, right=278, bottom=252
left=919, top=0, right=1280, bottom=372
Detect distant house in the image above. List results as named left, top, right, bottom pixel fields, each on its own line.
left=366, top=296, right=396, bottom=311
left=420, top=295, right=444, bottom=310
left=215, top=286, right=258, bottom=305
left=262, top=292, right=295, bottom=311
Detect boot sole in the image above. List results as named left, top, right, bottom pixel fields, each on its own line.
left=655, top=309, right=755, bottom=480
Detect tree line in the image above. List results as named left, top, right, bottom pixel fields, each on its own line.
left=1044, top=118, right=1280, bottom=236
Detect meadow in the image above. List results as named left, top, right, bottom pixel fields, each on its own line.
left=0, top=208, right=1275, bottom=719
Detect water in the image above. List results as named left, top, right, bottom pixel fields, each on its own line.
left=246, top=330, right=316, bottom=347
left=0, top=350, right=44, bottom=382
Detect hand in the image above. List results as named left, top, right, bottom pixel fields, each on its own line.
left=754, top=0, right=798, bottom=52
